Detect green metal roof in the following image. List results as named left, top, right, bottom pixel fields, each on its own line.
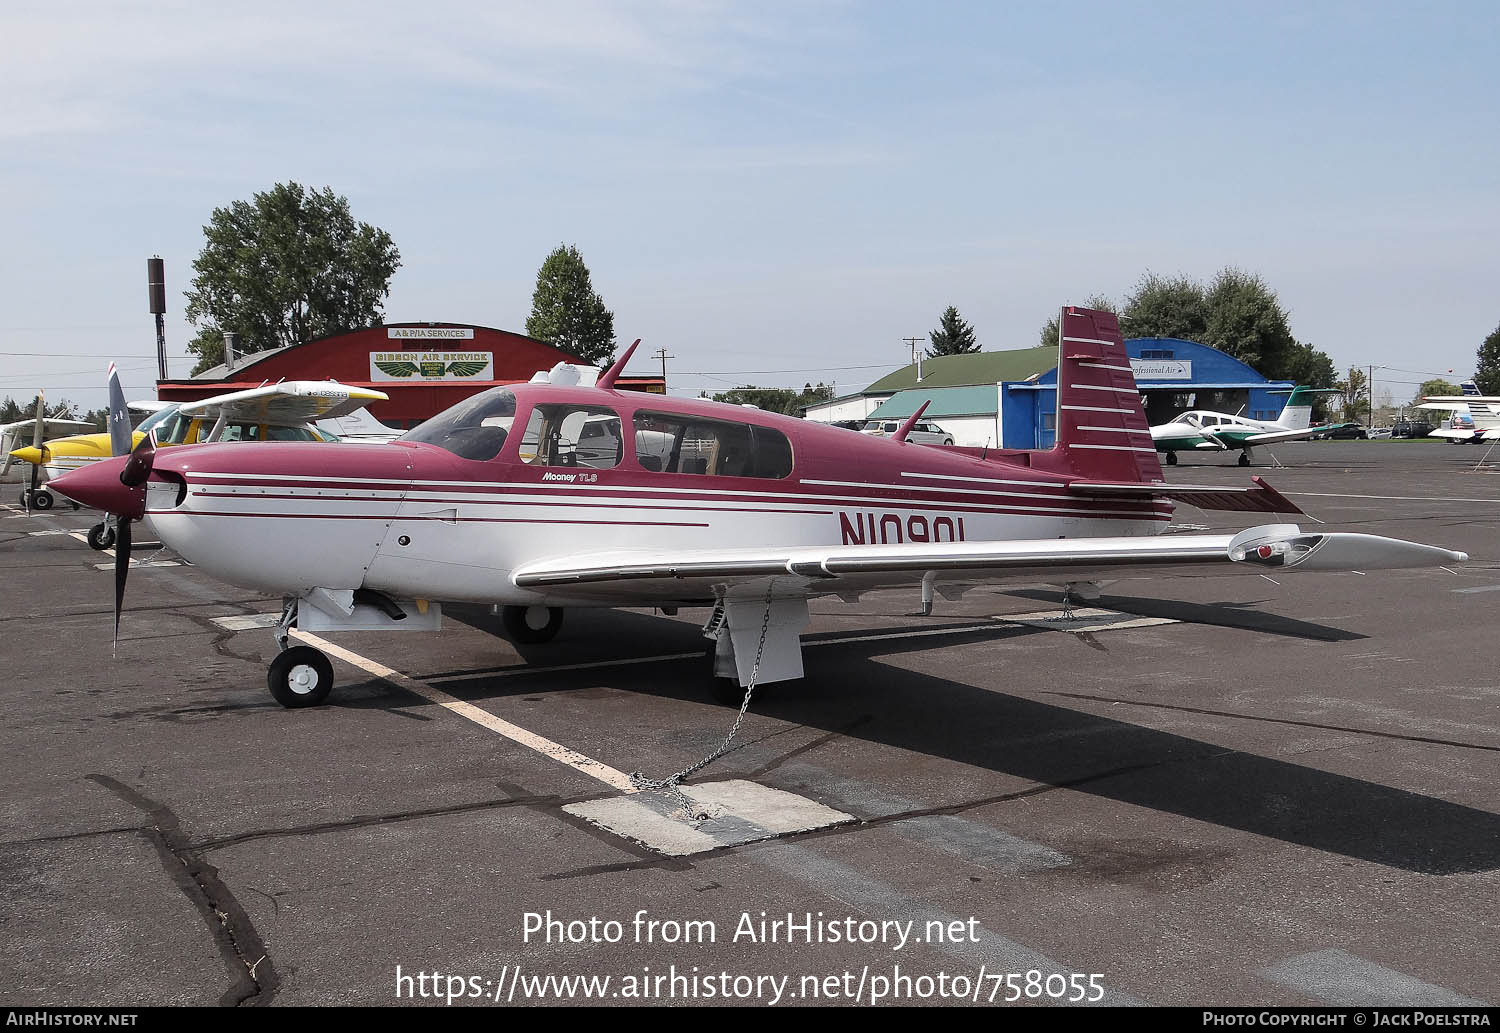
left=864, top=346, right=1056, bottom=393
left=867, top=386, right=999, bottom=420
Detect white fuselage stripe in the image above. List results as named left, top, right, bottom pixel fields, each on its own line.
left=1060, top=405, right=1136, bottom=415
left=1069, top=384, right=1142, bottom=395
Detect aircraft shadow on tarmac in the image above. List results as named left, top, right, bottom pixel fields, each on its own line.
left=381, top=604, right=1500, bottom=877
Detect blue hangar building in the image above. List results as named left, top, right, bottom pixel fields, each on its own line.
left=856, top=337, right=1293, bottom=450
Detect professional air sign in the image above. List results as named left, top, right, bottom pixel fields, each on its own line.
left=1130, top=359, right=1192, bottom=380
left=370, top=351, right=494, bottom=380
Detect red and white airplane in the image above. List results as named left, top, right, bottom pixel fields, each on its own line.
left=51, top=308, right=1466, bottom=709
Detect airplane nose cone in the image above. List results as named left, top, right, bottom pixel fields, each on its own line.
left=9, top=446, right=44, bottom=465
left=49, top=456, right=145, bottom=519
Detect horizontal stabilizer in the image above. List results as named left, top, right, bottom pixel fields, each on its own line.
left=1068, top=475, right=1303, bottom=514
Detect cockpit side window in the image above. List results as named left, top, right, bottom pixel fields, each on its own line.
left=517, top=405, right=622, bottom=469
left=399, top=387, right=516, bottom=461
left=632, top=411, right=793, bottom=478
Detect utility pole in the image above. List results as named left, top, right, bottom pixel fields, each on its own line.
left=903, top=336, right=924, bottom=383
left=1369, top=364, right=1375, bottom=426
left=651, top=347, right=674, bottom=386
left=147, top=256, right=168, bottom=381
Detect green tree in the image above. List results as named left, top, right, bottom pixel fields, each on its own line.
left=1476, top=324, right=1500, bottom=395
left=1280, top=341, right=1337, bottom=390
left=1335, top=367, right=1369, bottom=422
left=1200, top=268, right=1297, bottom=375
left=0, top=397, right=22, bottom=424
left=1120, top=273, right=1208, bottom=342
left=525, top=244, right=617, bottom=367
left=711, top=382, right=834, bottom=415
left=927, top=306, right=980, bottom=357
left=184, top=182, right=401, bottom=375
left=1038, top=295, right=1117, bottom=349
left=1413, top=378, right=1461, bottom=404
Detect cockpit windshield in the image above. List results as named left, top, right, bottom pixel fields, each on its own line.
left=399, top=388, right=517, bottom=461
left=137, top=405, right=193, bottom=444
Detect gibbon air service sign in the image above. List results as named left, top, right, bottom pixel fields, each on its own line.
left=370, top=329, right=493, bottom=380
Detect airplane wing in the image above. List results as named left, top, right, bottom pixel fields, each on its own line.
left=1241, top=425, right=1339, bottom=445
left=179, top=381, right=390, bottom=426
left=1416, top=400, right=1481, bottom=412
left=1, top=417, right=94, bottom=436
left=512, top=524, right=1464, bottom=604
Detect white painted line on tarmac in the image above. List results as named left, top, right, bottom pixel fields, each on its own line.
left=1261, top=949, right=1487, bottom=1007
left=1452, top=583, right=1500, bottom=594
left=290, top=629, right=639, bottom=794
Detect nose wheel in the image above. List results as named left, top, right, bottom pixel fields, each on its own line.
left=86, top=521, right=117, bottom=551
left=267, top=645, right=334, bottom=708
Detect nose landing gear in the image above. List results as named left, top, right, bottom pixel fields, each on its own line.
left=267, top=645, right=334, bottom=708
left=86, top=520, right=117, bottom=551
left=268, top=598, right=334, bottom=708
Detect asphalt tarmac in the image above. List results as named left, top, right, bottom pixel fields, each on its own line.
left=0, top=439, right=1496, bottom=1007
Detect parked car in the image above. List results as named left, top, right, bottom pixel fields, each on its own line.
left=860, top=419, right=955, bottom=445
left=1367, top=426, right=1393, bottom=439
left=1328, top=423, right=1369, bottom=439
left=1390, top=419, right=1433, bottom=439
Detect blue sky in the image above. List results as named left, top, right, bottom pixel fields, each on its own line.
left=3, top=1, right=1497, bottom=410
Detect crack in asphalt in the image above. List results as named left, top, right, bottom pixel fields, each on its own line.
left=85, top=775, right=280, bottom=1007
left=191, top=792, right=561, bottom=853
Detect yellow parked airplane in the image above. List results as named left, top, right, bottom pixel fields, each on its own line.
left=10, top=369, right=387, bottom=544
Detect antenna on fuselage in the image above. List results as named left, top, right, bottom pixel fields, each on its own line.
left=890, top=399, right=932, bottom=443
left=596, top=339, right=642, bottom=391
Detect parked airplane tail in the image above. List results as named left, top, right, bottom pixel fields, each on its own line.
left=1050, top=306, right=1163, bottom=484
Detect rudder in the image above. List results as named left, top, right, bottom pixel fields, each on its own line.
left=1052, top=307, right=1162, bottom=483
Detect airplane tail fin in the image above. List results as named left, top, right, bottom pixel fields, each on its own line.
left=1276, top=386, right=1318, bottom=430
left=1052, top=306, right=1163, bottom=483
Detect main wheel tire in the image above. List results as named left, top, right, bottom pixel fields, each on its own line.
left=32, top=490, right=54, bottom=510
left=267, top=646, right=334, bottom=708
left=502, top=605, right=564, bottom=644
left=1165, top=452, right=1178, bottom=466
left=1237, top=452, right=1251, bottom=467
left=86, top=522, right=116, bottom=551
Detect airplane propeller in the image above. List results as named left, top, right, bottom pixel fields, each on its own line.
left=111, top=430, right=156, bottom=642
left=23, top=393, right=45, bottom=514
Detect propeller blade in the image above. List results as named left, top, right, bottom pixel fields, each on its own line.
left=120, top=431, right=156, bottom=487
left=107, top=363, right=133, bottom=458
left=26, top=393, right=44, bottom=511
left=113, top=517, right=132, bottom=644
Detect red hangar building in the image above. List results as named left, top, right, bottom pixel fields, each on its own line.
left=155, top=322, right=665, bottom=428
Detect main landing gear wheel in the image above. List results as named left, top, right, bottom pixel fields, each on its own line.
left=86, top=522, right=116, bottom=551
left=1165, top=452, right=1178, bottom=466
left=502, top=605, right=564, bottom=644
left=267, top=646, right=334, bottom=708
left=1237, top=452, right=1251, bottom=467
left=30, top=489, right=54, bottom=510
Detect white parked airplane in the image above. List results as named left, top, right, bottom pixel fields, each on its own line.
left=1150, top=386, right=1348, bottom=466
left=1418, top=382, right=1500, bottom=442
